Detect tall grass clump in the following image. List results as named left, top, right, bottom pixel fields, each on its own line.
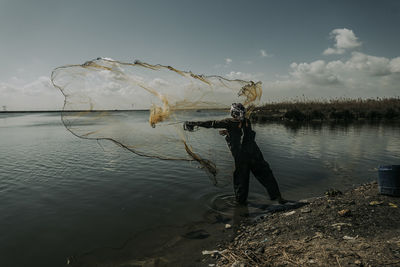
left=256, top=97, right=400, bottom=122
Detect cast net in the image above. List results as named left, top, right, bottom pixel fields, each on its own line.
left=51, top=58, right=262, bottom=185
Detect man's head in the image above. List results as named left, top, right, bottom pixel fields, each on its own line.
left=230, top=103, right=246, bottom=120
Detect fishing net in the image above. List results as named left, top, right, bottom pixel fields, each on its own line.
left=51, top=58, right=262, bottom=185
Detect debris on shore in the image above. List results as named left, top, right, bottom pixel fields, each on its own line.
left=206, top=182, right=400, bottom=266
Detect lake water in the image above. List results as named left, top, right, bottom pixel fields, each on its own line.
left=0, top=112, right=399, bottom=267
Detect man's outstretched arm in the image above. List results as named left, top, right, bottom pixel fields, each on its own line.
left=183, top=119, right=231, bottom=131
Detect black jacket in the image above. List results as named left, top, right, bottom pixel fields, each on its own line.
left=187, top=118, right=257, bottom=161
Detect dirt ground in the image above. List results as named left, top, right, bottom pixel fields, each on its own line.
left=208, top=182, right=400, bottom=267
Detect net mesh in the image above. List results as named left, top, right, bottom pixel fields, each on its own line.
left=51, top=58, right=262, bottom=185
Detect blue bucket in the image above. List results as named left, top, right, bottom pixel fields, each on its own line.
left=378, top=165, right=400, bottom=196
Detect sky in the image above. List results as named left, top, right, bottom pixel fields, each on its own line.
left=0, top=0, right=399, bottom=110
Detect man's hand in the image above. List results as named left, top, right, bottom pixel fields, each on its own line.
left=183, top=121, right=195, bottom=131
left=219, top=129, right=228, bottom=136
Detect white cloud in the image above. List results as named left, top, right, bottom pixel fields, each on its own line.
left=0, top=76, right=63, bottom=110
left=149, top=78, right=169, bottom=87
left=226, top=71, right=261, bottom=81
left=323, top=28, right=361, bottom=55
left=389, top=57, right=400, bottom=73
left=345, top=52, right=391, bottom=76
left=214, top=58, right=233, bottom=68
left=260, top=49, right=273, bottom=58
left=260, top=49, right=268, bottom=57
left=257, top=29, right=399, bottom=101
left=22, top=76, right=54, bottom=95
left=0, top=83, right=18, bottom=98
left=226, top=71, right=251, bottom=80
left=290, top=60, right=340, bottom=85
left=262, top=51, right=400, bottom=101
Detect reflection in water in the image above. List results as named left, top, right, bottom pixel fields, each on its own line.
left=254, top=121, right=400, bottom=200
left=0, top=113, right=399, bottom=267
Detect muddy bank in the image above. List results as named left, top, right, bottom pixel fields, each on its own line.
left=206, top=182, right=400, bottom=267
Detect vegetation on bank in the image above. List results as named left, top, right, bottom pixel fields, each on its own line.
left=251, top=97, right=400, bottom=122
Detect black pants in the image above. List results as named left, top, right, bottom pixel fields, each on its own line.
left=233, top=146, right=281, bottom=204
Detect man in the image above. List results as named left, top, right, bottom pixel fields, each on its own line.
left=184, top=103, right=286, bottom=205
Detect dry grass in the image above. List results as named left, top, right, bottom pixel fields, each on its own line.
left=260, top=97, right=400, bottom=111
left=254, top=97, right=400, bottom=121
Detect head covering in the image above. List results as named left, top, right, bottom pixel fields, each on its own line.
left=230, top=103, right=246, bottom=120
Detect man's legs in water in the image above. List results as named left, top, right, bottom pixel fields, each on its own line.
left=250, top=152, right=286, bottom=204
left=233, top=160, right=251, bottom=204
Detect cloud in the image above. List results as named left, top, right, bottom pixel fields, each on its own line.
left=290, top=60, right=340, bottom=85
left=22, top=76, right=54, bottom=96
left=1, top=76, right=53, bottom=96
left=214, top=58, right=234, bottom=68
left=149, top=78, right=169, bottom=87
left=260, top=49, right=271, bottom=57
left=345, top=52, right=391, bottom=76
left=390, top=57, right=400, bottom=73
left=226, top=71, right=263, bottom=81
left=226, top=71, right=252, bottom=80
left=262, top=51, right=400, bottom=100
left=259, top=29, right=399, bottom=101
left=0, top=76, right=63, bottom=110
left=260, top=49, right=267, bottom=57
left=323, top=28, right=361, bottom=55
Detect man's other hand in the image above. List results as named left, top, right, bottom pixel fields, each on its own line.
left=219, top=129, right=228, bottom=136
left=183, top=121, right=195, bottom=131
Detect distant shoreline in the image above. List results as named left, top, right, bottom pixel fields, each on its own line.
left=0, top=110, right=144, bottom=113
left=252, top=98, right=400, bottom=122
left=0, top=108, right=229, bottom=114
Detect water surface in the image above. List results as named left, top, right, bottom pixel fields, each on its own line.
left=0, top=112, right=399, bottom=266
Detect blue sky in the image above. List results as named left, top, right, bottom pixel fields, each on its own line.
left=1, top=0, right=399, bottom=110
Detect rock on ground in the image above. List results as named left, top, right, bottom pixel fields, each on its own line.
left=211, top=182, right=400, bottom=267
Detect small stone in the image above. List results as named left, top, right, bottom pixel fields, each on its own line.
left=202, top=250, right=219, bottom=255
left=225, top=224, right=232, bottom=229
left=272, top=229, right=281, bottom=235
left=309, top=259, right=316, bottom=264
left=338, top=209, right=351, bottom=217
left=354, top=259, right=362, bottom=265
left=283, top=210, right=296, bottom=216
left=301, top=207, right=311, bottom=213
left=313, top=232, right=323, bottom=238
left=343, top=235, right=358, bottom=240
left=369, top=200, right=383, bottom=206
left=325, top=189, right=342, bottom=197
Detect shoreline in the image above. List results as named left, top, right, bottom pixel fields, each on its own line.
left=251, top=98, right=400, bottom=123
left=204, top=181, right=400, bottom=267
